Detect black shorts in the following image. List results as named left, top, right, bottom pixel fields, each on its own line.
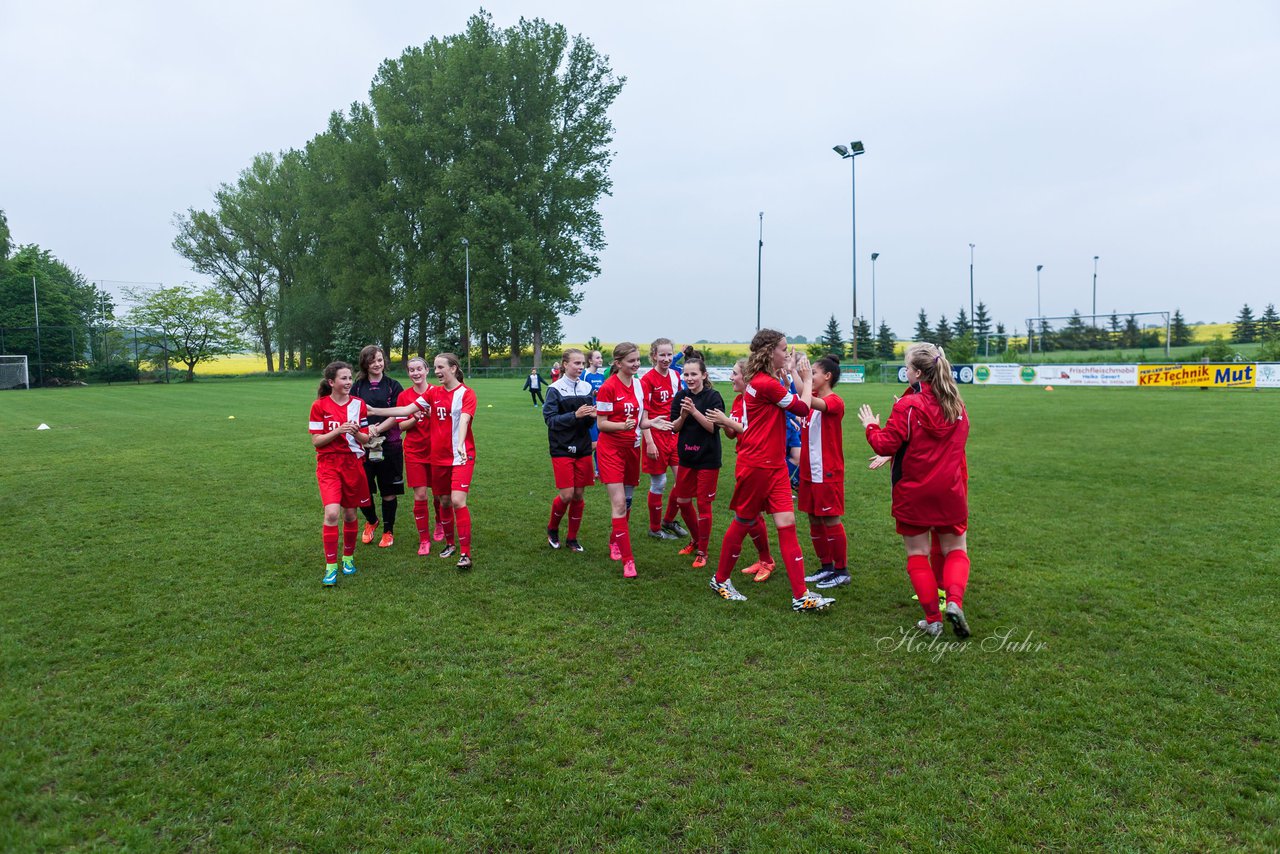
left=364, top=442, right=405, bottom=497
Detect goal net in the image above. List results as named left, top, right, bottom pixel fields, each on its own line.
left=0, top=355, right=30, bottom=390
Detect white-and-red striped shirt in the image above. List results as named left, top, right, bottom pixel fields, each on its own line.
left=800, top=392, right=845, bottom=484
left=309, top=396, right=369, bottom=459
left=421, top=384, right=477, bottom=466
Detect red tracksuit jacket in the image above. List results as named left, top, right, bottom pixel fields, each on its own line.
left=865, top=381, right=969, bottom=527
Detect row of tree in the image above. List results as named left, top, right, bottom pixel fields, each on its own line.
left=1232, top=304, right=1280, bottom=343
left=173, top=11, right=623, bottom=372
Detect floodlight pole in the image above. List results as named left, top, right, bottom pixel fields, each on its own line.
left=968, top=243, right=975, bottom=332
left=1092, top=255, right=1100, bottom=324
left=1035, top=265, right=1044, bottom=354
left=871, top=252, right=880, bottom=340
left=756, top=212, right=764, bottom=331
left=833, top=142, right=865, bottom=359
left=462, top=238, right=471, bottom=376
left=33, top=276, right=43, bottom=386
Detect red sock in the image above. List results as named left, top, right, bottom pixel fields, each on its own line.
left=611, top=516, right=633, bottom=561
left=715, top=517, right=750, bottom=582
left=413, top=499, right=431, bottom=541
left=662, top=491, right=680, bottom=524
left=441, top=504, right=455, bottom=545
left=827, top=522, right=848, bottom=571
left=696, top=501, right=713, bottom=553
left=930, top=532, right=945, bottom=588
left=647, top=492, right=663, bottom=531
left=455, top=506, right=471, bottom=555
left=566, top=499, right=584, bottom=540
left=776, top=524, right=808, bottom=598
left=748, top=517, right=774, bottom=563
left=549, top=495, right=568, bottom=532
left=810, top=524, right=833, bottom=565
left=907, top=555, right=942, bottom=621
left=323, top=524, right=339, bottom=563
left=943, top=549, right=970, bottom=609
left=342, top=519, right=358, bottom=558
left=678, top=501, right=699, bottom=547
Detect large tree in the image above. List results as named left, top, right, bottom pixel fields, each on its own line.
left=1233, top=304, right=1257, bottom=343
left=126, top=285, right=244, bottom=381
left=818, top=315, right=844, bottom=358
left=913, top=309, right=931, bottom=342
left=0, top=244, right=106, bottom=381
left=1170, top=309, right=1192, bottom=347
left=875, top=320, right=896, bottom=360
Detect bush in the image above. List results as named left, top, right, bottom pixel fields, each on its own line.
left=1258, top=336, right=1280, bottom=362
left=87, top=362, right=140, bottom=384
left=1197, top=336, right=1234, bottom=362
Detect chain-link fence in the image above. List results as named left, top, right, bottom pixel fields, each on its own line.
left=0, top=324, right=179, bottom=385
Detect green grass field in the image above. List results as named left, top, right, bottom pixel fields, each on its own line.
left=2, top=379, right=1278, bottom=850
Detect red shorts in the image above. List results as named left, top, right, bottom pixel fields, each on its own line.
left=895, top=520, right=968, bottom=537
left=798, top=480, right=845, bottom=517
left=431, top=461, right=475, bottom=494
left=552, top=455, right=594, bottom=489
left=642, top=430, right=680, bottom=475
left=729, top=466, right=793, bottom=517
left=673, top=466, right=719, bottom=503
left=597, top=441, right=641, bottom=486
left=317, top=456, right=372, bottom=508
left=405, top=458, right=431, bottom=490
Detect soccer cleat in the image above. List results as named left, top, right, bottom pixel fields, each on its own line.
left=648, top=528, right=677, bottom=541
left=456, top=553, right=472, bottom=570
left=945, top=601, right=971, bottom=639
left=805, top=565, right=836, bottom=583
left=565, top=539, right=584, bottom=553
left=709, top=576, right=747, bottom=601
left=322, top=564, right=339, bottom=586
left=433, top=522, right=445, bottom=542
left=622, top=560, right=637, bottom=578
left=378, top=532, right=394, bottom=548
left=911, top=589, right=949, bottom=607
left=692, top=552, right=708, bottom=569
left=547, top=529, right=561, bottom=549
left=609, top=542, right=622, bottom=561
left=753, top=562, right=775, bottom=583
left=439, top=544, right=457, bottom=559
left=417, top=540, right=431, bottom=557
left=792, top=590, right=835, bottom=612
left=677, top=542, right=696, bottom=556
left=341, top=557, right=357, bottom=575
left=816, top=572, right=851, bottom=590
left=662, top=520, right=689, bottom=539
left=916, top=619, right=943, bottom=638
left=361, top=521, right=379, bottom=544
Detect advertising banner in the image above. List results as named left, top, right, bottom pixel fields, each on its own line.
left=896, top=364, right=973, bottom=384
left=972, top=364, right=1023, bottom=385
left=1034, top=364, right=1138, bottom=386
left=838, top=365, right=866, bottom=384
left=1255, top=363, right=1280, bottom=389
left=1138, top=363, right=1256, bottom=388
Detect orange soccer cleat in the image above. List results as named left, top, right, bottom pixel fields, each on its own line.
left=677, top=542, right=696, bottom=556
left=752, top=560, right=776, bottom=583
left=692, top=552, right=708, bottom=569
left=361, top=521, right=379, bottom=544
left=378, top=532, right=394, bottom=548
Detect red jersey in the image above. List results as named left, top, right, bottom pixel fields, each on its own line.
left=309, top=395, right=369, bottom=459
left=736, top=372, right=809, bottom=469
left=729, top=393, right=747, bottom=438
left=595, top=373, right=644, bottom=450
left=397, top=386, right=434, bottom=462
left=865, top=382, right=969, bottom=526
left=800, top=393, right=845, bottom=484
left=421, top=384, right=477, bottom=466
left=639, top=368, right=680, bottom=418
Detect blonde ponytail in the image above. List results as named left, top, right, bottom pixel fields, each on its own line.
left=904, top=343, right=965, bottom=422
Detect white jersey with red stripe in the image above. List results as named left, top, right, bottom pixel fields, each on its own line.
left=800, top=392, right=845, bottom=484
left=423, top=383, right=477, bottom=466
left=309, top=395, right=369, bottom=459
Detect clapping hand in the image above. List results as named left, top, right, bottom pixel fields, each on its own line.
left=857, top=404, right=879, bottom=430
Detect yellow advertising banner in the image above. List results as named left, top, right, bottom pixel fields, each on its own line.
left=1137, top=363, right=1257, bottom=388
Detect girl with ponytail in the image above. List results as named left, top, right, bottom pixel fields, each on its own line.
left=309, top=361, right=373, bottom=586
left=708, top=329, right=836, bottom=612
left=859, top=343, right=973, bottom=639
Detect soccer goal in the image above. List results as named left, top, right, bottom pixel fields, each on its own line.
left=0, top=355, right=30, bottom=390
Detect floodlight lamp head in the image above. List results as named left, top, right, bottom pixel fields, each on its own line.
left=1037, top=265, right=1044, bottom=271
left=849, top=141, right=864, bottom=155
left=461, top=238, right=469, bottom=247
left=871, top=252, right=879, bottom=260
left=833, top=144, right=849, bottom=157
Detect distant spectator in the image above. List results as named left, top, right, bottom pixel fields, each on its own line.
left=523, top=368, right=547, bottom=406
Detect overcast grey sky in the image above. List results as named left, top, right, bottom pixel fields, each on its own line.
left=3, top=0, right=1277, bottom=344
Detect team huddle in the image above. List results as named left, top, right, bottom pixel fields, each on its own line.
left=308, top=330, right=974, bottom=636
